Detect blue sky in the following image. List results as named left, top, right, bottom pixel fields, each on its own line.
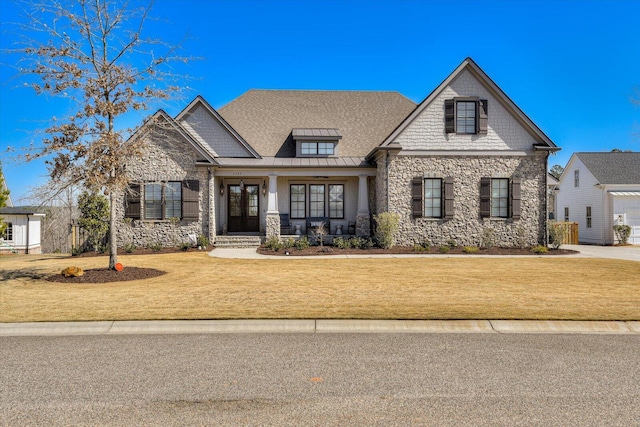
left=1, top=0, right=639, bottom=203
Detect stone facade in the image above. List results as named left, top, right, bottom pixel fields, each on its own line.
left=381, top=154, right=547, bottom=247
left=265, top=213, right=280, bottom=239
left=115, top=129, right=210, bottom=248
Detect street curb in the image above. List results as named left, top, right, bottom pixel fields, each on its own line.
left=1, top=320, right=639, bottom=337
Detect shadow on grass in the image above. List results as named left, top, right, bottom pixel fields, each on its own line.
left=0, top=268, right=51, bottom=281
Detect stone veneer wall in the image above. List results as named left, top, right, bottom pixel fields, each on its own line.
left=385, top=154, right=547, bottom=247
left=115, top=130, right=210, bottom=248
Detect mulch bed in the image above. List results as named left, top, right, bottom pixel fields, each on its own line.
left=257, top=246, right=578, bottom=256
left=47, top=267, right=166, bottom=284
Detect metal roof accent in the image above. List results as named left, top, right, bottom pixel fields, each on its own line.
left=214, top=156, right=372, bottom=168
left=292, top=128, right=342, bottom=140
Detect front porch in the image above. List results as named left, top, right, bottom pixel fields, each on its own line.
left=213, top=167, right=376, bottom=240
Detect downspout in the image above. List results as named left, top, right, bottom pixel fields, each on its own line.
left=25, top=214, right=30, bottom=255
left=544, top=153, right=549, bottom=245
left=386, top=151, right=390, bottom=212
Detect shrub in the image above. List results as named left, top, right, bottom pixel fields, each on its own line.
left=148, top=242, right=163, bottom=252
left=531, top=245, right=548, bottom=254
left=374, top=212, right=400, bottom=249
left=311, top=223, right=328, bottom=247
left=481, top=227, right=495, bottom=249
left=197, top=234, right=210, bottom=248
left=333, top=237, right=349, bottom=249
left=447, top=239, right=458, bottom=249
left=263, top=236, right=283, bottom=251
left=179, top=242, right=191, bottom=251
left=463, top=246, right=479, bottom=254
left=613, top=225, right=632, bottom=245
left=359, top=238, right=375, bottom=249
left=438, top=246, right=450, bottom=254
left=123, top=243, right=136, bottom=253
left=282, top=237, right=295, bottom=249
left=548, top=222, right=566, bottom=250
left=294, top=236, right=310, bottom=250
left=414, top=244, right=425, bottom=252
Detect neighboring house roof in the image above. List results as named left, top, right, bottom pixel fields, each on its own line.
left=575, top=152, right=640, bottom=185
left=376, top=57, right=558, bottom=153
left=217, top=90, right=417, bottom=157
left=0, top=206, right=46, bottom=215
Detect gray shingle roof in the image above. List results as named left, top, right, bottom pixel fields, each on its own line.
left=575, top=152, right=640, bottom=184
left=0, top=206, right=46, bottom=215
left=218, top=90, right=417, bottom=157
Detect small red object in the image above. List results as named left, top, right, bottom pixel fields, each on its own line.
left=114, top=263, right=123, bottom=271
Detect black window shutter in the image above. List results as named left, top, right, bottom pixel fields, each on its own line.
left=478, top=99, right=488, bottom=134
left=479, top=177, right=491, bottom=218
left=412, top=177, right=423, bottom=218
left=182, top=180, right=200, bottom=221
left=511, top=178, right=521, bottom=220
left=444, top=99, right=455, bottom=133
left=125, top=183, right=141, bottom=220
left=444, top=177, right=454, bottom=219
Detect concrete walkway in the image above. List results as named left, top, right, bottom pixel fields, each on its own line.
left=209, top=244, right=640, bottom=261
left=1, top=319, right=639, bottom=337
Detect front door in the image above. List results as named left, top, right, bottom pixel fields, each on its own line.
left=228, top=184, right=260, bottom=232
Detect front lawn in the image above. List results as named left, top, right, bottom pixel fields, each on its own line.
left=1, top=252, right=638, bottom=322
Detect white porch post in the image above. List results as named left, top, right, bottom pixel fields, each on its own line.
left=265, top=174, right=280, bottom=238
left=356, top=175, right=371, bottom=237
left=267, top=174, right=278, bottom=214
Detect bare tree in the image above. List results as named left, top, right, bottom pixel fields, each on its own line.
left=7, top=0, right=193, bottom=268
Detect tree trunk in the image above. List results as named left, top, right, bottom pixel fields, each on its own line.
left=109, top=191, right=118, bottom=269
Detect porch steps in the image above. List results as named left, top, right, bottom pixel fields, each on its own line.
left=214, top=236, right=262, bottom=248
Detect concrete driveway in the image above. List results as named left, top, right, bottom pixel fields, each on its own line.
left=564, top=244, right=640, bottom=262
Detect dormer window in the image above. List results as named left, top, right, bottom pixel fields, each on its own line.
left=301, top=142, right=334, bottom=155
left=293, top=128, right=341, bottom=157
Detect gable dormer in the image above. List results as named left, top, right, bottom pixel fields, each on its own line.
left=292, top=128, right=342, bottom=157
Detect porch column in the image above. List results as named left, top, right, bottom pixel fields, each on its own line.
left=265, top=174, right=280, bottom=238
left=208, top=169, right=217, bottom=242
left=356, top=175, right=371, bottom=237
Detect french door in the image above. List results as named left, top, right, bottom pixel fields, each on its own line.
left=228, top=184, right=260, bottom=232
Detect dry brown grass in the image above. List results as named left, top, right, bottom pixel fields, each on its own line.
left=1, top=252, right=639, bottom=322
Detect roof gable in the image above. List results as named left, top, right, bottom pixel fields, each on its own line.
left=377, top=57, right=558, bottom=152
left=176, top=96, right=260, bottom=159
left=575, top=152, right=640, bottom=185
left=133, top=109, right=219, bottom=165
left=217, top=90, right=416, bottom=157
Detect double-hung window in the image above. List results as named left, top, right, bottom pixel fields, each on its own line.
left=328, top=184, right=344, bottom=219
left=491, top=178, right=509, bottom=218
left=564, top=207, right=570, bottom=222
left=586, top=206, right=592, bottom=228
left=423, top=179, right=442, bottom=218
left=144, top=181, right=182, bottom=220
left=309, top=185, right=325, bottom=217
left=456, top=101, right=477, bottom=134
left=290, top=185, right=306, bottom=219
left=574, top=170, right=580, bottom=187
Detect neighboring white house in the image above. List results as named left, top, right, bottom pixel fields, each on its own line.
left=0, top=206, right=46, bottom=254
left=556, top=152, right=640, bottom=245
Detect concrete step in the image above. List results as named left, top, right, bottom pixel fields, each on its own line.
left=214, top=236, right=262, bottom=248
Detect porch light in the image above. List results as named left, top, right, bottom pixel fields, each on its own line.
left=220, top=181, right=224, bottom=196
left=262, top=180, right=267, bottom=195
left=239, top=179, right=244, bottom=190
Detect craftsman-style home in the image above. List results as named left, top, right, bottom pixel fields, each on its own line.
left=118, top=58, right=559, bottom=248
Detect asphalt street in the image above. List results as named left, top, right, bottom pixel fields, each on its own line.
left=1, top=333, right=639, bottom=426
